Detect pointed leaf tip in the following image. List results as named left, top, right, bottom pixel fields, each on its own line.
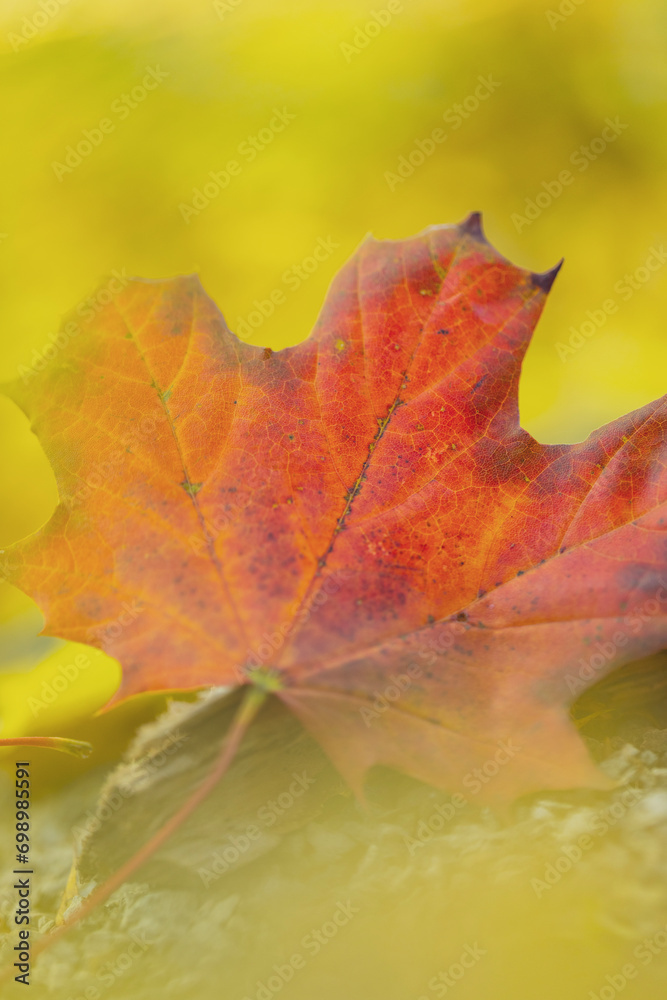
left=531, top=258, right=564, bottom=293
left=459, top=211, right=486, bottom=242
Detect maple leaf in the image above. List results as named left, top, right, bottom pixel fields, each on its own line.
left=3, top=213, right=667, bottom=808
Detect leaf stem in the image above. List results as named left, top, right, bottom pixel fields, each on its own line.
left=23, top=684, right=268, bottom=971
left=0, top=736, right=92, bottom=758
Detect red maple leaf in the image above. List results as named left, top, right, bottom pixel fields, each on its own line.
left=4, top=213, right=666, bottom=810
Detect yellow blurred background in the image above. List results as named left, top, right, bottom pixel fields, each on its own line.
left=1, top=5, right=666, bottom=999
left=0, top=0, right=666, bottom=770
